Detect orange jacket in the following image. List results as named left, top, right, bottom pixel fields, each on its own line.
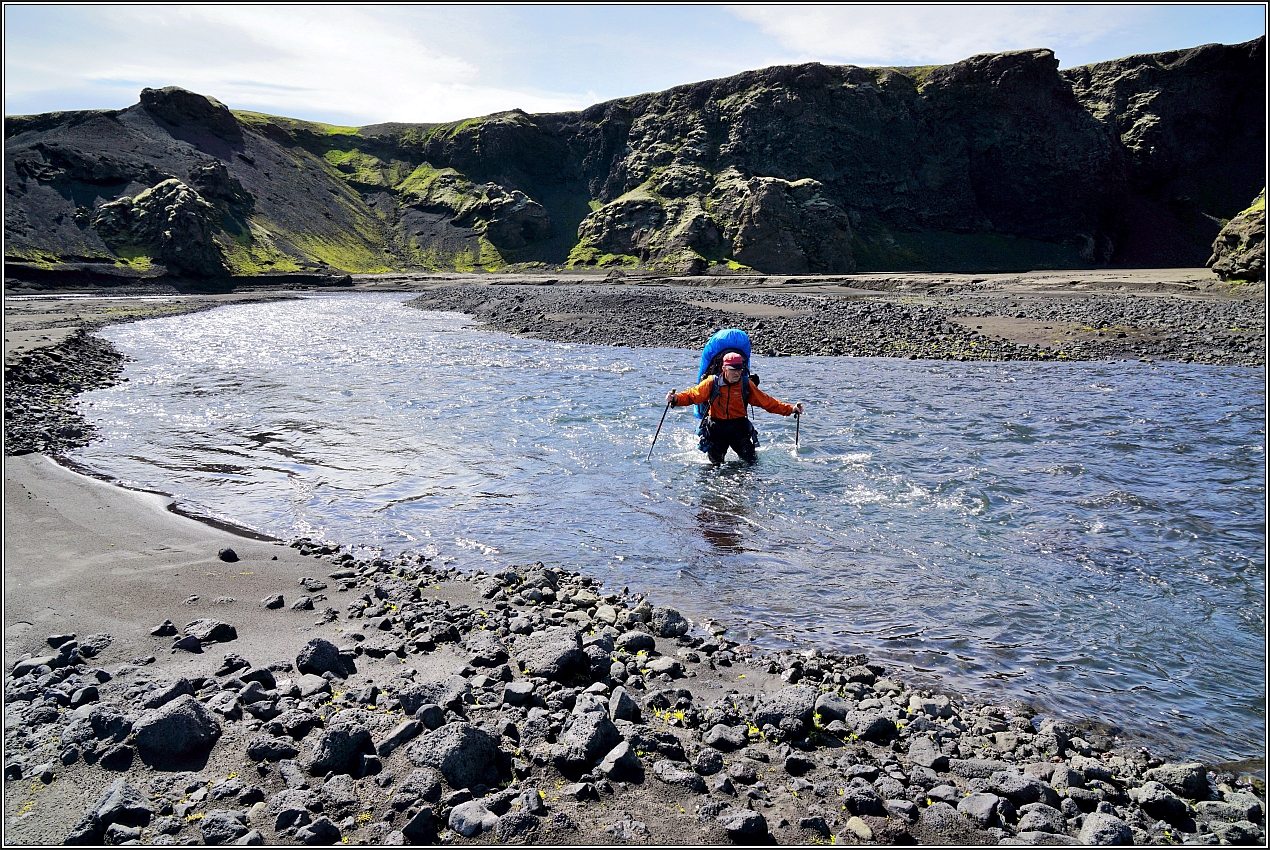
left=674, top=375, right=795, bottom=419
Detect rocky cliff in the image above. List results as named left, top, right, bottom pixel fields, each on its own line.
left=1208, top=188, right=1266, bottom=281
left=4, top=37, right=1263, bottom=279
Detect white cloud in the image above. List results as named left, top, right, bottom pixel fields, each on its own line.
left=728, top=4, right=1138, bottom=66
left=5, top=6, right=589, bottom=123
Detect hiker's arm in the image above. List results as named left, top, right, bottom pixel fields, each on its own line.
left=670, top=377, right=713, bottom=407
left=749, top=385, right=798, bottom=416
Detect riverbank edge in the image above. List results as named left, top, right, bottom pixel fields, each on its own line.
left=4, top=453, right=1266, bottom=847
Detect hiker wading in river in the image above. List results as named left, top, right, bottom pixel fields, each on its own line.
left=666, top=352, right=803, bottom=464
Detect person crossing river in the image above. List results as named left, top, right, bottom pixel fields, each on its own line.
left=665, top=351, right=803, bottom=464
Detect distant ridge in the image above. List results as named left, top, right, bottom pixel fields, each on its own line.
left=4, top=37, right=1263, bottom=280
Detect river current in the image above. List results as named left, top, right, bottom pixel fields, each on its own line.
left=71, top=293, right=1265, bottom=766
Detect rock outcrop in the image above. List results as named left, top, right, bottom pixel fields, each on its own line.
left=1208, top=189, right=1266, bottom=281
left=4, top=37, right=1263, bottom=278
left=91, top=179, right=227, bottom=277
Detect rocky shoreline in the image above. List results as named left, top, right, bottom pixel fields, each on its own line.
left=406, top=280, right=1266, bottom=367
left=3, top=284, right=1266, bottom=846
left=4, top=537, right=1266, bottom=846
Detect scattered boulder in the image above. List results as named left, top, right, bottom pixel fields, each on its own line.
left=132, top=694, right=221, bottom=764
left=648, top=606, right=690, bottom=637
left=1077, top=811, right=1134, bottom=845
left=63, top=778, right=152, bottom=844
left=553, top=711, right=622, bottom=770
left=752, top=685, right=818, bottom=731
left=199, top=809, right=249, bottom=845
left=296, top=638, right=348, bottom=678
left=1142, top=762, right=1209, bottom=799
left=448, top=800, right=499, bottom=838
left=140, top=678, right=195, bottom=710
left=247, top=735, right=300, bottom=762
left=717, top=806, right=768, bottom=842
left=513, top=627, right=588, bottom=681
left=598, top=741, right=644, bottom=782
left=184, top=619, right=237, bottom=643
left=407, top=722, right=501, bottom=789
left=703, top=724, right=748, bottom=751
left=300, top=713, right=373, bottom=776
left=295, top=816, right=341, bottom=845
left=466, top=631, right=508, bottom=667
left=653, top=760, right=707, bottom=793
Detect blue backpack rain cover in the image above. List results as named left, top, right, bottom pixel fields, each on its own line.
left=694, top=328, right=752, bottom=419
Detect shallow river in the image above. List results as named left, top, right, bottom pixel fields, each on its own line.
left=71, top=293, right=1265, bottom=766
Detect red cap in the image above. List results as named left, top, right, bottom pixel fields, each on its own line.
left=722, top=352, right=744, bottom=368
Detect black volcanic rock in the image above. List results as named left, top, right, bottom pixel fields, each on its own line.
left=1209, top=189, right=1266, bottom=281
left=1064, top=37, right=1266, bottom=266
left=91, top=178, right=227, bottom=276
left=3, top=38, right=1264, bottom=278
left=140, top=86, right=242, bottom=142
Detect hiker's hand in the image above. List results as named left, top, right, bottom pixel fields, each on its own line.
left=666, top=391, right=676, bottom=406
left=793, top=403, right=804, bottom=415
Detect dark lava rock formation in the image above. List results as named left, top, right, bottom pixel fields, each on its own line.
left=4, top=38, right=1263, bottom=280
left=1208, top=188, right=1266, bottom=282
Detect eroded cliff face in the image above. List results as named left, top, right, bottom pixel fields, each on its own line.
left=1208, top=189, right=1266, bottom=282
left=4, top=38, right=1263, bottom=278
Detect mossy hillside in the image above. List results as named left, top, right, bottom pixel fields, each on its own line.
left=565, top=244, right=640, bottom=268
left=234, top=137, right=400, bottom=273
left=321, top=149, right=415, bottom=189
left=111, top=245, right=153, bottom=271
left=4, top=248, right=65, bottom=270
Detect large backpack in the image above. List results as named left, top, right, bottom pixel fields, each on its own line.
left=695, top=328, right=753, bottom=420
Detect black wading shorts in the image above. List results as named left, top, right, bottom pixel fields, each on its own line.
left=699, top=417, right=759, bottom=464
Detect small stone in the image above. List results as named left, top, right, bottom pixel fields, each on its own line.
left=845, top=815, right=874, bottom=840
left=185, top=618, right=237, bottom=643
left=149, top=620, right=177, bottom=637
left=199, top=809, right=249, bottom=844
left=295, top=815, right=341, bottom=845
left=172, top=635, right=202, bottom=653
left=218, top=548, right=239, bottom=562
left=296, top=638, right=346, bottom=678
left=784, top=752, right=815, bottom=776
left=1077, top=812, right=1134, bottom=845
left=448, top=800, right=499, bottom=837
left=653, top=759, right=707, bottom=793
left=704, top=723, right=748, bottom=751
left=718, top=807, right=768, bottom=842
left=133, top=694, right=221, bottom=763
left=261, top=595, right=284, bottom=610
left=598, top=741, right=643, bottom=782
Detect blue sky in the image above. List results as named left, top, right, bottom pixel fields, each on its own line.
left=4, top=4, right=1265, bottom=125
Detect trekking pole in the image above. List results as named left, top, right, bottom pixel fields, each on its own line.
left=646, top=398, right=672, bottom=462
left=795, top=412, right=800, bottom=451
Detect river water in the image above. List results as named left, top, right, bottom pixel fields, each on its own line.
left=70, top=293, right=1265, bottom=766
